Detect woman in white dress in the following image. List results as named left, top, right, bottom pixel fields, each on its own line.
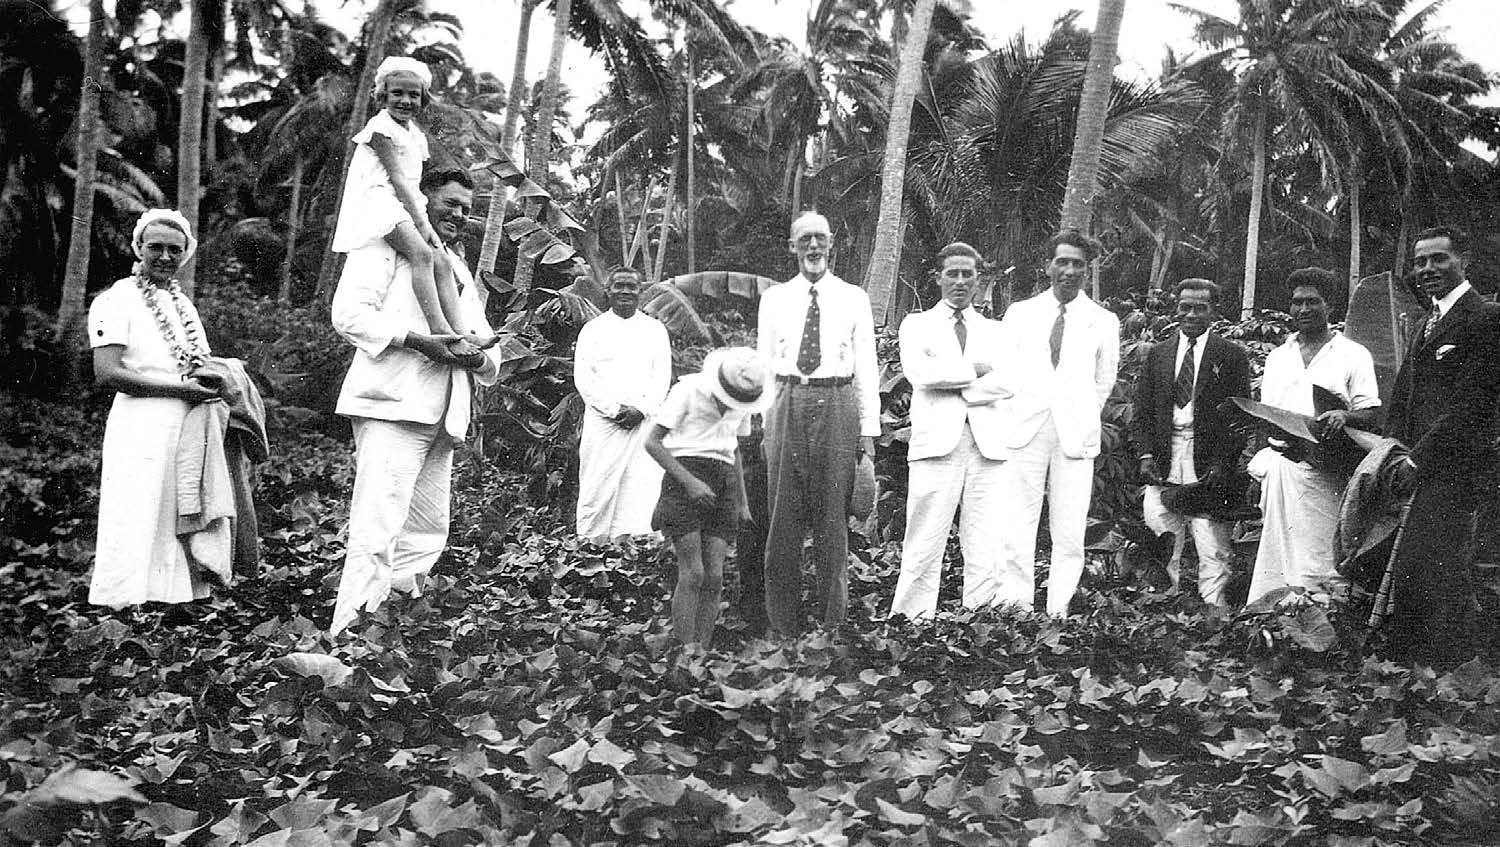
left=88, top=208, right=227, bottom=606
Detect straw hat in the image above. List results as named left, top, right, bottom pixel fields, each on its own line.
left=702, top=347, right=771, bottom=413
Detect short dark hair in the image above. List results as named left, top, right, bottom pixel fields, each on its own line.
left=420, top=166, right=474, bottom=193
left=1413, top=225, right=1469, bottom=257
left=937, top=241, right=982, bottom=264
left=606, top=264, right=643, bottom=285
left=1046, top=229, right=1101, bottom=263
left=1175, top=277, right=1220, bottom=303
left=1287, top=266, right=1346, bottom=314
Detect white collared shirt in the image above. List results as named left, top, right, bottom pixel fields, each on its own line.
left=1171, top=330, right=1210, bottom=428
left=1433, top=280, right=1473, bottom=319
left=756, top=272, right=880, bottom=436
left=1261, top=331, right=1381, bottom=417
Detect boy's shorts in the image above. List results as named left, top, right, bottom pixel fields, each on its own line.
left=652, top=456, right=739, bottom=540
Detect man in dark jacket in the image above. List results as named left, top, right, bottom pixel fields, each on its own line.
left=1131, top=277, right=1251, bottom=605
left=1383, top=226, right=1500, bottom=666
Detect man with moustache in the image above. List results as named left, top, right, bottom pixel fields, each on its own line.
left=992, top=230, right=1120, bottom=616
left=1130, top=277, right=1251, bottom=606
left=757, top=212, right=879, bottom=635
left=1246, top=267, right=1381, bottom=604
left=574, top=266, right=673, bottom=544
left=1383, top=226, right=1500, bottom=666
left=330, top=167, right=506, bottom=635
left=889, top=243, right=1012, bottom=618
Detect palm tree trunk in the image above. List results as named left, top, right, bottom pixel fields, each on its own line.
left=478, top=0, right=540, bottom=278
left=1348, top=162, right=1361, bottom=291
left=614, top=170, right=629, bottom=265
left=513, top=0, right=573, bottom=295
left=176, top=0, right=211, bottom=295
left=1241, top=108, right=1267, bottom=317
left=315, top=0, right=399, bottom=305
left=279, top=155, right=305, bottom=303
left=685, top=43, right=696, bottom=274
left=1394, top=208, right=1411, bottom=280
left=625, top=175, right=653, bottom=269
left=864, top=0, right=937, bottom=326
left=1059, top=0, right=1127, bottom=300
left=205, top=49, right=223, bottom=169
left=652, top=157, right=680, bottom=284
left=55, top=0, right=106, bottom=381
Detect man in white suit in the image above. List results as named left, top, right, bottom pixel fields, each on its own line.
left=891, top=242, right=1012, bottom=618
left=329, top=167, right=505, bottom=635
left=994, top=230, right=1120, bottom=615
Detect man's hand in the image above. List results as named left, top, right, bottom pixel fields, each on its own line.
left=683, top=476, right=717, bottom=510
left=1138, top=455, right=1163, bottom=486
left=857, top=436, right=875, bottom=458
left=973, top=362, right=994, bottom=377
left=1312, top=409, right=1349, bottom=441
left=403, top=332, right=460, bottom=365
left=614, top=406, right=646, bottom=428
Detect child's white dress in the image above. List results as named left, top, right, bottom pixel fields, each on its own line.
left=331, top=108, right=431, bottom=253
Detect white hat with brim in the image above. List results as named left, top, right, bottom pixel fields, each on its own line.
left=703, top=347, right=771, bottom=414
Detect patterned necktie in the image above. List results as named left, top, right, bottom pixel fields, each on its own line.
left=796, top=284, right=822, bottom=374
left=1049, top=302, right=1066, bottom=367
left=1175, top=335, right=1197, bottom=408
left=1422, top=308, right=1440, bottom=344
left=953, top=307, right=967, bottom=352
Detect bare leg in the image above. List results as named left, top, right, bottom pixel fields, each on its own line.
left=671, top=531, right=706, bottom=645
left=385, top=223, right=452, bottom=335
left=695, top=535, right=728, bottom=646
left=430, top=249, right=472, bottom=338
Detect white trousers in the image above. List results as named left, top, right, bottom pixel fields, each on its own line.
left=994, top=415, right=1095, bottom=615
left=332, top=418, right=453, bottom=635
left=891, top=424, right=1005, bottom=618
left=1142, top=427, right=1234, bottom=605
left=576, top=412, right=662, bottom=542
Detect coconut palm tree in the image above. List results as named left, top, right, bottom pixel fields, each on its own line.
left=1174, top=0, right=1400, bottom=314
left=1058, top=0, right=1127, bottom=238
left=865, top=0, right=936, bottom=324
left=892, top=21, right=1207, bottom=297
left=54, top=0, right=107, bottom=368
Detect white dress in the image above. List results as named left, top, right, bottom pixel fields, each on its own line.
left=330, top=108, right=431, bottom=253
left=88, top=278, right=213, bottom=605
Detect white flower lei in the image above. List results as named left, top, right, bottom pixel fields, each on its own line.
left=135, top=275, right=209, bottom=374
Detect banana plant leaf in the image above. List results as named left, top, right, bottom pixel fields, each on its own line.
left=1344, top=271, right=1426, bottom=405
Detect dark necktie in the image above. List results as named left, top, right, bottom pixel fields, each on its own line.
left=796, top=285, right=821, bottom=374
left=1049, top=302, right=1066, bottom=367
left=953, top=307, right=967, bottom=352
left=1174, top=335, right=1197, bottom=408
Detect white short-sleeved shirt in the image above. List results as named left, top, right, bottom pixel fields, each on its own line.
left=1260, top=331, right=1381, bottom=416
left=656, top=373, right=752, bottom=464
left=88, top=277, right=209, bottom=379
left=331, top=109, right=431, bottom=252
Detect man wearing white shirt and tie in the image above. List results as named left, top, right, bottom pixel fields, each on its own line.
left=757, top=212, right=880, bottom=635
left=993, top=230, right=1120, bottom=615
left=329, top=168, right=505, bottom=635
left=890, top=242, right=1012, bottom=618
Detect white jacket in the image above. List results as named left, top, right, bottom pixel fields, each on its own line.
left=332, top=242, right=502, bottom=435
left=994, top=288, right=1120, bottom=459
left=899, top=304, right=1012, bottom=462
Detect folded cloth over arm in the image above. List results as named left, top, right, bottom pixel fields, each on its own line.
left=177, top=358, right=269, bottom=581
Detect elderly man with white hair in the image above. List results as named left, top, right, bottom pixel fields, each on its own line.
left=756, top=212, right=880, bottom=635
